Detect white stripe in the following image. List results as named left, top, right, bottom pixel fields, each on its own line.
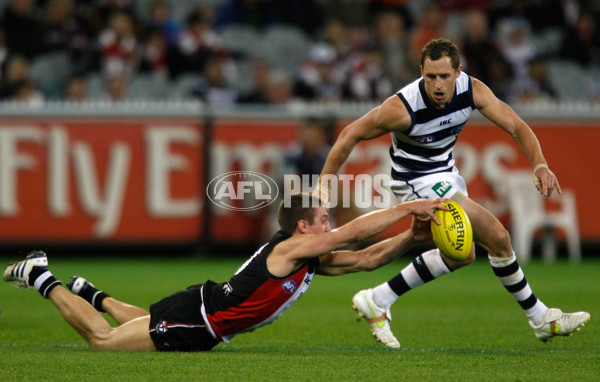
left=512, top=285, right=533, bottom=302
left=422, top=249, right=451, bottom=278
left=200, top=285, right=219, bottom=341
left=33, top=271, right=52, bottom=291
left=402, top=266, right=422, bottom=289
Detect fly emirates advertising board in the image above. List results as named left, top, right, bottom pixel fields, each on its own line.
left=0, top=117, right=598, bottom=245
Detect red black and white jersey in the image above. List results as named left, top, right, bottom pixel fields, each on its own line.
left=201, top=231, right=318, bottom=342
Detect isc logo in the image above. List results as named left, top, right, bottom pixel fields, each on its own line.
left=206, top=171, right=279, bottom=211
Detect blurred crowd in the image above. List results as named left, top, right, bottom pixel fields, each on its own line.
left=0, top=0, right=599, bottom=106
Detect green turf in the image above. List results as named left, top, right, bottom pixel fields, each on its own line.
left=0, top=255, right=598, bottom=381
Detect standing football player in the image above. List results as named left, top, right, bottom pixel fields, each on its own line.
left=317, top=38, right=590, bottom=348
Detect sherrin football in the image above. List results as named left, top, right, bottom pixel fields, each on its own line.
left=430, top=201, right=473, bottom=261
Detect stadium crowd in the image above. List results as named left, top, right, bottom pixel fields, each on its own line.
left=0, top=0, right=599, bottom=106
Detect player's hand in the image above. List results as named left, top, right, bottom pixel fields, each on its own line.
left=533, top=165, right=562, bottom=198
left=410, top=215, right=433, bottom=242
left=405, top=198, right=450, bottom=225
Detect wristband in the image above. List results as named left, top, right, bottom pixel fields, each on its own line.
left=533, top=163, right=548, bottom=174
left=532, top=164, right=547, bottom=186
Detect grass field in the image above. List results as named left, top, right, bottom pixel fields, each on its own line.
left=0, top=254, right=598, bottom=381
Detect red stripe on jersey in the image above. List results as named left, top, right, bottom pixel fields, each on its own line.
left=207, top=263, right=310, bottom=339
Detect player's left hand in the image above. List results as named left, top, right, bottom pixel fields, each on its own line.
left=410, top=216, right=434, bottom=242
left=534, top=166, right=562, bottom=198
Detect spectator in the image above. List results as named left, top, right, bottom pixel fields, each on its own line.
left=261, top=69, right=295, bottom=105
left=320, top=17, right=350, bottom=58
left=317, top=0, right=371, bottom=28
left=143, top=0, right=181, bottom=49
left=371, top=10, right=416, bottom=88
left=294, top=42, right=344, bottom=103
left=510, top=57, right=558, bottom=104
left=460, top=8, right=505, bottom=85
left=190, top=55, right=238, bottom=107
left=169, top=5, right=228, bottom=77
left=64, top=74, right=88, bottom=101
left=560, top=11, right=600, bottom=66
left=239, top=63, right=295, bottom=105
left=94, top=0, right=136, bottom=30
left=101, top=74, right=129, bottom=101
left=139, top=27, right=169, bottom=78
left=10, top=78, right=45, bottom=105
left=273, top=0, right=323, bottom=35
left=2, top=0, right=44, bottom=60
left=238, top=58, right=273, bottom=103
left=486, top=59, right=513, bottom=102
left=41, top=0, right=86, bottom=54
left=342, top=44, right=393, bottom=102
left=0, top=55, right=31, bottom=99
left=0, top=25, right=10, bottom=84
left=98, top=11, right=138, bottom=78
left=40, top=0, right=93, bottom=77
left=284, top=117, right=332, bottom=187
left=497, top=18, right=536, bottom=81
left=215, top=0, right=281, bottom=30
left=408, top=2, right=447, bottom=64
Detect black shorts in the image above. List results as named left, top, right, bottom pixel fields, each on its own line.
left=149, top=283, right=220, bottom=352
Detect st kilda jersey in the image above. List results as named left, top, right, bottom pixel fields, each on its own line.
left=200, top=231, right=318, bottom=342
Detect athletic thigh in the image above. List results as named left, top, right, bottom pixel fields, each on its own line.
left=460, top=196, right=512, bottom=256
left=94, top=315, right=157, bottom=351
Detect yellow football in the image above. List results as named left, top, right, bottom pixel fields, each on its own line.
left=431, top=201, right=473, bottom=261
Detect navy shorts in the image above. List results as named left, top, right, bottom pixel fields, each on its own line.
left=149, top=284, right=220, bottom=352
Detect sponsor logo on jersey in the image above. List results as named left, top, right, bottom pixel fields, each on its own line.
left=155, top=320, right=168, bottom=334
left=414, top=135, right=435, bottom=143
left=450, top=125, right=464, bottom=135
left=282, top=279, right=298, bottom=294
left=432, top=181, right=453, bottom=197
left=207, top=171, right=279, bottom=211
left=223, top=283, right=233, bottom=296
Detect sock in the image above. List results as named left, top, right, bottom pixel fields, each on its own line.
left=31, top=270, right=62, bottom=298
left=77, top=283, right=110, bottom=312
left=489, top=253, right=548, bottom=324
left=373, top=249, right=452, bottom=309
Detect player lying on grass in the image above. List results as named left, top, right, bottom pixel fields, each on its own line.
left=3, top=193, right=447, bottom=351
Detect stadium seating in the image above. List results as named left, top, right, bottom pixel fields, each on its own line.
left=504, top=171, right=581, bottom=263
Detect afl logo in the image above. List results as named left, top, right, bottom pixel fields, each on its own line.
left=282, top=280, right=298, bottom=294
left=207, top=171, right=279, bottom=211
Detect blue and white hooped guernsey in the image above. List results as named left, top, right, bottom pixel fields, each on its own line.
left=390, top=71, right=475, bottom=181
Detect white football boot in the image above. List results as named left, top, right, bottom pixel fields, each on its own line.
left=3, top=250, right=48, bottom=288
left=530, top=308, right=590, bottom=342
left=352, top=289, right=400, bottom=348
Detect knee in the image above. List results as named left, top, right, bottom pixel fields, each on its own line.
left=487, top=226, right=512, bottom=254
left=442, top=244, right=476, bottom=270
left=88, top=332, right=113, bottom=350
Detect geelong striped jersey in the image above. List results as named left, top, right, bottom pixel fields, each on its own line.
left=201, top=231, right=318, bottom=342
left=391, top=71, right=475, bottom=181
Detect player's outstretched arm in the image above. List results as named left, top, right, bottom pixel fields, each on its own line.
left=472, top=77, right=561, bottom=197
left=280, top=198, right=447, bottom=265
left=316, top=217, right=433, bottom=276
left=317, top=96, right=410, bottom=199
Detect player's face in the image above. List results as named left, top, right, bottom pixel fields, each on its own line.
left=306, top=206, right=331, bottom=234
left=421, top=56, right=462, bottom=109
